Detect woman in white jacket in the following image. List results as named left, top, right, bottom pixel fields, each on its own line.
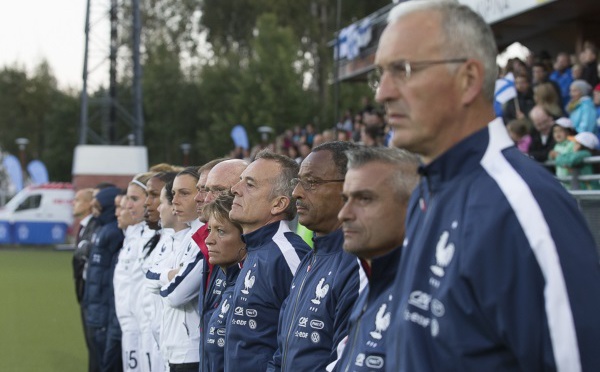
left=113, top=172, right=154, bottom=372
left=132, top=171, right=178, bottom=372
left=148, top=167, right=204, bottom=372
left=146, top=177, right=189, bottom=370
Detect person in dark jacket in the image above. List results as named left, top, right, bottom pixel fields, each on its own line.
left=72, top=187, right=101, bottom=372
left=198, top=159, right=248, bottom=372
left=375, top=2, right=600, bottom=371
left=83, top=186, right=124, bottom=372
left=268, top=141, right=365, bottom=372
left=502, top=73, right=535, bottom=124
left=580, top=44, right=599, bottom=88
left=225, top=150, right=310, bottom=372
left=528, top=105, right=557, bottom=163
left=334, top=147, right=419, bottom=372
left=201, top=193, right=246, bottom=372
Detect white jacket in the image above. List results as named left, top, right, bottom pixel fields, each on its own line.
left=113, top=222, right=145, bottom=333
left=153, top=219, right=203, bottom=364
left=142, top=228, right=175, bottom=343
left=129, top=225, right=159, bottom=333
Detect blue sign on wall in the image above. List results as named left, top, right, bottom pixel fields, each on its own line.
left=0, top=221, right=68, bottom=245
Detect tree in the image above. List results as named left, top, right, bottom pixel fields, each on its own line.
left=194, top=13, right=316, bottom=159
left=0, top=62, right=78, bottom=181
left=199, top=0, right=389, bottom=127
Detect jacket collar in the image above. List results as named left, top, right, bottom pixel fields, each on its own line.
left=312, top=228, right=344, bottom=254
left=224, top=264, right=242, bottom=285
left=419, top=118, right=502, bottom=193
left=369, top=246, right=402, bottom=295
left=242, top=220, right=290, bottom=251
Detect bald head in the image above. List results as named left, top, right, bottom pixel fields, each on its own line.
left=529, top=105, right=553, bottom=135
left=204, top=159, right=249, bottom=203
left=73, top=188, right=94, bottom=219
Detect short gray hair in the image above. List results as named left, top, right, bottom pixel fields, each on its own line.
left=312, top=141, right=361, bottom=177
left=346, top=147, right=420, bottom=201
left=571, top=79, right=592, bottom=96
left=388, top=0, right=498, bottom=102
left=254, top=149, right=299, bottom=220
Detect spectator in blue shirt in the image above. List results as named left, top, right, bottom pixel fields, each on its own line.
left=550, top=52, right=573, bottom=104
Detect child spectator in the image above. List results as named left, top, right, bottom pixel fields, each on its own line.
left=555, top=131, right=600, bottom=190
left=548, top=118, right=576, bottom=185
left=506, top=119, right=532, bottom=153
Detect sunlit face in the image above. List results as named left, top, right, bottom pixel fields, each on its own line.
left=126, top=183, right=146, bottom=223
left=114, top=195, right=122, bottom=219
left=145, top=177, right=165, bottom=225
left=555, top=54, right=569, bottom=71
left=552, top=125, right=568, bottom=143
left=230, top=158, right=282, bottom=233
left=194, top=172, right=209, bottom=218
left=292, top=151, right=344, bottom=236
left=569, top=84, right=583, bottom=101
left=338, top=162, right=407, bottom=260
left=73, top=190, right=92, bottom=218
left=117, top=195, right=134, bottom=229
left=375, top=11, right=463, bottom=164
left=204, top=161, right=247, bottom=204
left=172, top=174, right=199, bottom=223
left=158, top=187, right=176, bottom=229
left=205, top=214, right=245, bottom=269
left=530, top=108, right=553, bottom=134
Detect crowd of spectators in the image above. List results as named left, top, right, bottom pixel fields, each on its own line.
left=228, top=98, right=392, bottom=166
left=234, top=43, right=600, bottom=190
left=497, top=42, right=600, bottom=189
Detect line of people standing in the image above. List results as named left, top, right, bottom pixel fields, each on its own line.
left=72, top=142, right=421, bottom=372
left=71, top=2, right=600, bottom=372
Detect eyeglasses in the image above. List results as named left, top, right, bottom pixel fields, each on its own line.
left=206, top=186, right=229, bottom=196
left=368, top=58, right=468, bottom=91
left=290, top=177, right=345, bottom=191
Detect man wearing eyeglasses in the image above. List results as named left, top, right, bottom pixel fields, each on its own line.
left=375, top=1, right=600, bottom=372
left=267, top=141, right=366, bottom=372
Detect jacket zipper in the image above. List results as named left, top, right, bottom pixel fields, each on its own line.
left=343, top=302, right=367, bottom=372
left=281, top=252, right=317, bottom=371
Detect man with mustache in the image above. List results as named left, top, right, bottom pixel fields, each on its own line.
left=268, top=141, right=365, bottom=372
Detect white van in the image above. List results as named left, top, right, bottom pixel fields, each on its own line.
left=0, top=183, right=74, bottom=245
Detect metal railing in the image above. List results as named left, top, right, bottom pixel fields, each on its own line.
left=544, top=156, right=600, bottom=190
left=544, top=156, right=600, bottom=250
left=570, top=190, right=600, bottom=252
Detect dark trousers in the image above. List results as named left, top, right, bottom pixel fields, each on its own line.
left=90, top=326, right=107, bottom=371
left=80, top=307, right=100, bottom=372
left=169, top=362, right=200, bottom=372
left=102, top=324, right=123, bottom=372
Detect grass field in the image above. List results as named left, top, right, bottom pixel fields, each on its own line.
left=0, top=247, right=87, bottom=371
